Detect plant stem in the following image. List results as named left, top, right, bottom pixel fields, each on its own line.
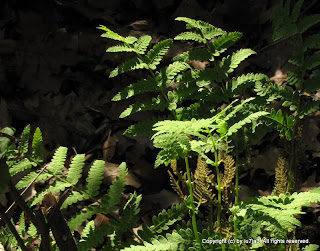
left=234, top=140, right=240, bottom=251
left=184, top=156, right=200, bottom=244
left=0, top=205, right=29, bottom=251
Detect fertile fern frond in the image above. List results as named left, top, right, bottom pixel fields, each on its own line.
left=119, top=96, right=168, bottom=118
left=273, top=157, right=287, bottom=195
left=146, top=39, right=173, bottom=69
left=109, top=57, right=147, bottom=78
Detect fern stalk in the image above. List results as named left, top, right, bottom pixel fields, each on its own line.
left=233, top=139, right=240, bottom=251
left=184, top=156, right=200, bottom=244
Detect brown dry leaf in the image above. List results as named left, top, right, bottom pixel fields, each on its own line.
left=102, top=129, right=118, bottom=161
left=128, top=20, right=151, bottom=31
left=270, top=69, right=287, bottom=85
left=189, top=60, right=209, bottom=70
left=104, top=162, right=141, bottom=188
left=94, top=213, right=110, bottom=227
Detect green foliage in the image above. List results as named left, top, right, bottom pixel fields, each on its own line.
left=231, top=187, right=320, bottom=250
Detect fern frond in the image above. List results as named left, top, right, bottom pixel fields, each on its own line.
left=30, top=181, right=71, bottom=206
left=18, top=125, right=30, bottom=154
left=303, top=34, right=320, bottom=51
left=297, top=100, right=320, bottom=119
left=32, top=127, right=43, bottom=163
left=146, top=39, right=173, bottom=69
left=61, top=191, right=84, bottom=209
left=302, top=244, right=320, bottom=251
left=78, top=224, right=111, bottom=251
left=98, top=25, right=126, bottom=42
left=221, top=155, right=235, bottom=189
left=123, top=230, right=188, bottom=251
left=123, top=115, right=173, bottom=137
left=174, top=32, right=205, bottom=43
left=193, top=155, right=215, bottom=204
left=119, top=96, right=167, bottom=118
left=100, top=162, right=128, bottom=212
left=297, top=14, right=320, bottom=33
left=224, top=111, right=269, bottom=138
left=85, top=160, right=105, bottom=197
left=291, top=0, right=304, bottom=22
left=15, top=170, right=51, bottom=190
left=229, top=73, right=269, bottom=95
left=68, top=205, right=99, bottom=232
left=18, top=212, right=26, bottom=236
left=173, top=48, right=212, bottom=62
left=305, top=54, right=320, bottom=70
left=175, top=17, right=200, bottom=29
left=112, top=76, right=158, bottom=101
left=47, top=146, right=67, bottom=175
left=134, top=35, right=152, bottom=54
left=150, top=203, right=187, bottom=233
left=220, top=49, right=256, bottom=74
left=120, top=192, right=142, bottom=231
left=109, top=57, right=147, bottom=78
left=273, top=157, right=287, bottom=195
left=106, top=45, right=137, bottom=53
left=66, top=154, right=85, bottom=185
left=267, top=108, right=295, bottom=140
left=9, top=158, right=35, bottom=176
left=213, top=32, right=242, bottom=54
left=161, top=61, right=191, bottom=84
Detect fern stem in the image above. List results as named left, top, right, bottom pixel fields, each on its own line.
left=233, top=139, right=240, bottom=251
left=184, top=156, right=200, bottom=244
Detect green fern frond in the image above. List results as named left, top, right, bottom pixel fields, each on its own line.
left=220, top=49, right=256, bottom=74
left=150, top=203, right=187, bottom=234
left=47, top=146, right=67, bottom=175
left=267, top=108, right=296, bottom=140
left=123, top=230, right=188, bottom=251
left=120, top=192, right=142, bottom=230
left=305, top=54, right=320, bottom=70
left=78, top=224, right=111, bottom=251
left=298, top=100, right=320, bottom=119
left=18, top=212, right=26, bottom=236
left=162, top=61, right=191, bottom=84
left=213, top=32, right=242, bottom=54
left=123, top=116, right=173, bottom=137
left=224, top=111, right=269, bottom=138
left=9, top=158, right=35, bottom=176
left=304, top=34, right=320, bottom=51
left=230, top=73, right=269, bottom=93
left=112, top=76, right=158, bottom=101
left=15, top=170, right=51, bottom=190
left=145, top=39, right=173, bottom=69
left=61, top=191, right=84, bottom=209
left=106, top=45, right=137, bottom=53
left=175, top=17, right=201, bottom=29
left=173, top=48, right=211, bottom=62
left=119, top=96, right=167, bottom=118
left=134, top=35, right=153, bottom=54
left=66, top=154, right=85, bottom=185
left=109, top=57, right=147, bottom=78
left=85, top=160, right=105, bottom=197
left=98, top=25, right=126, bottom=42
left=174, top=32, right=205, bottom=43
left=304, top=70, right=320, bottom=92
left=297, top=14, right=320, bottom=33
left=68, top=205, right=99, bottom=232
left=302, top=244, right=320, bottom=251
left=291, top=0, right=304, bottom=22
left=100, top=162, right=127, bottom=212
left=32, top=127, right=43, bottom=163
left=18, top=125, right=30, bottom=155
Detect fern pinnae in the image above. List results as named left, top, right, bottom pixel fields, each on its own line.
left=66, top=154, right=85, bottom=185
left=31, top=127, right=44, bottom=163
left=109, top=57, right=147, bottom=78
left=18, top=124, right=30, bottom=155
left=85, top=159, right=105, bottom=197
left=145, top=39, right=173, bottom=69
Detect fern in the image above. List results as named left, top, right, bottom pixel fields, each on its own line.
left=85, top=160, right=105, bottom=197
left=146, top=39, right=173, bottom=69
left=31, top=127, right=43, bottom=163
left=110, top=57, right=147, bottom=78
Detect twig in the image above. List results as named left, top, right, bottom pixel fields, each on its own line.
left=0, top=205, right=30, bottom=251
